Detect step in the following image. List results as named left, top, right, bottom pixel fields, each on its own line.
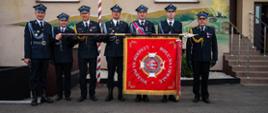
left=230, top=47, right=257, bottom=51
left=228, top=61, right=268, bottom=66
left=235, top=71, right=268, bottom=78
left=228, top=52, right=261, bottom=55
left=232, top=65, right=268, bottom=71
left=230, top=47, right=256, bottom=51
left=240, top=77, right=268, bottom=86
left=231, top=44, right=254, bottom=47
left=227, top=59, right=268, bottom=65
left=225, top=55, right=268, bottom=60
left=229, top=50, right=260, bottom=54
left=231, top=41, right=252, bottom=45
left=231, top=36, right=251, bottom=41
left=231, top=36, right=252, bottom=40
left=231, top=40, right=252, bottom=45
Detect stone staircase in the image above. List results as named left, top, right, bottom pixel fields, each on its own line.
left=223, top=35, right=268, bottom=86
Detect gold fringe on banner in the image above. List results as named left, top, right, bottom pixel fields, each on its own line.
left=123, top=37, right=180, bottom=96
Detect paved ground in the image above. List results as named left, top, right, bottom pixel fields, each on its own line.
left=0, top=84, right=268, bottom=113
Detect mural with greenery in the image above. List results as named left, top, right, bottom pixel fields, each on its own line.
left=14, top=0, right=229, bottom=77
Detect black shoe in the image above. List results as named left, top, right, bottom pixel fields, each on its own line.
left=56, top=96, right=62, bottom=101
left=90, top=96, right=98, bottom=101
left=162, top=96, right=168, bottom=103
left=193, top=97, right=200, bottom=103
left=135, top=95, right=142, bottom=102
left=118, top=96, right=125, bottom=102
left=118, top=91, right=125, bottom=102
left=31, top=98, right=38, bottom=106
left=105, top=88, right=114, bottom=102
left=203, top=98, right=210, bottom=104
left=41, top=97, right=54, bottom=103
left=143, top=95, right=149, bottom=102
left=77, top=97, right=86, bottom=102
left=105, top=95, right=113, bottom=102
left=65, top=97, right=71, bottom=101
left=168, top=95, right=178, bottom=102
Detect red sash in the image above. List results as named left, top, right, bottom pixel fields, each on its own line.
left=132, top=22, right=145, bottom=35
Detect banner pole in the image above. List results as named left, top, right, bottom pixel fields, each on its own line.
left=176, top=39, right=182, bottom=101
left=96, top=0, right=103, bottom=83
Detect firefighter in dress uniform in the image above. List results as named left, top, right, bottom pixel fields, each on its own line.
left=103, top=4, right=130, bottom=102
left=186, top=12, right=218, bottom=104
left=23, top=4, right=54, bottom=106
left=158, top=4, right=182, bottom=103
left=53, top=13, right=76, bottom=101
left=75, top=5, right=101, bottom=102
left=130, top=5, right=156, bottom=102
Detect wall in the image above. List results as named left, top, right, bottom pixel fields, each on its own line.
left=237, top=0, right=268, bottom=37
left=0, top=0, right=230, bottom=70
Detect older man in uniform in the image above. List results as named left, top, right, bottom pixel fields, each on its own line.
left=186, top=12, right=218, bottom=104
left=75, top=5, right=101, bottom=102
left=24, top=4, right=53, bottom=106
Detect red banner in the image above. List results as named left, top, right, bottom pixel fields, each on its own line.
left=123, top=37, right=182, bottom=97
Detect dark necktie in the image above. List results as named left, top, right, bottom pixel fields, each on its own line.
left=40, top=21, right=43, bottom=28
left=200, top=26, right=205, bottom=31
left=169, top=21, right=173, bottom=33
left=141, top=21, right=145, bottom=31
left=86, top=23, right=89, bottom=29
left=141, top=21, right=145, bottom=27
left=169, top=22, right=173, bottom=27
left=61, top=28, right=65, bottom=32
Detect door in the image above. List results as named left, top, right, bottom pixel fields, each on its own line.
left=254, top=2, right=268, bottom=53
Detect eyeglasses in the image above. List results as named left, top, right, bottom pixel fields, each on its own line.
left=198, top=18, right=206, bottom=20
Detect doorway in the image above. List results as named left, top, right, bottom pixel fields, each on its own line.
left=254, top=2, right=268, bottom=53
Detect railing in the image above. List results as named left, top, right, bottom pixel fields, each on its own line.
left=228, top=22, right=250, bottom=67
left=249, top=12, right=268, bottom=56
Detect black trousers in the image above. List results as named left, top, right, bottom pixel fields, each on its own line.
left=78, top=57, right=97, bottom=98
left=55, top=63, right=72, bottom=98
left=192, top=61, right=210, bottom=99
left=106, top=57, right=123, bottom=91
left=30, top=59, right=49, bottom=98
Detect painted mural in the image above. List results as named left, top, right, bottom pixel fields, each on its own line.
left=14, top=0, right=229, bottom=72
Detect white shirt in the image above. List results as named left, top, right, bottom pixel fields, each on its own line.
left=60, top=27, right=66, bottom=32
left=36, top=19, right=44, bottom=27
left=83, top=20, right=90, bottom=27
left=199, top=26, right=206, bottom=31
left=139, top=19, right=146, bottom=25
left=167, top=19, right=174, bottom=26
left=112, top=19, right=120, bottom=26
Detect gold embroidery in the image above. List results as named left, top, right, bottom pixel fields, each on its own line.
left=192, top=37, right=204, bottom=44
left=189, top=28, right=204, bottom=46
left=74, top=24, right=86, bottom=41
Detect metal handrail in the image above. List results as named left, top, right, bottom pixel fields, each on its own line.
left=228, top=22, right=245, bottom=36
left=227, top=22, right=246, bottom=55
left=227, top=21, right=253, bottom=71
